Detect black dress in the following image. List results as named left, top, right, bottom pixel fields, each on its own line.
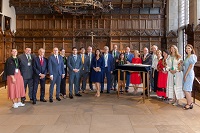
left=116, top=60, right=126, bottom=81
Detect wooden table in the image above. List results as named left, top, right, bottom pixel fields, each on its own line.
left=116, top=64, right=151, bottom=103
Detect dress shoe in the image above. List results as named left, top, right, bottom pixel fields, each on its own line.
left=113, top=88, right=117, bottom=91
left=107, top=91, right=110, bottom=94
left=21, top=99, right=25, bottom=104
left=75, top=93, right=82, bottom=97
left=125, top=90, right=129, bottom=93
left=30, top=98, right=33, bottom=101
left=82, top=90, right=85, bottom=93
left=69, top=94, right=73, bottom=99
left=40, top=99, right=47, bottom=102
left=32, top=101, right=36, bottom=104
left=100, top=91, right=103, bottom=93
left=49, top=99, right=53, bottom=103
left=56, top=98, right=61, bottom=101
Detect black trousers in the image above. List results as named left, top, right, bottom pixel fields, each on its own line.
left=60, top=75, right=67, bottom=95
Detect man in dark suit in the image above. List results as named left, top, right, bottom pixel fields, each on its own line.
left=18, top=47, right=35, bottom=103
left=101, top=46, right=114, bottom=93
left=87, top=46, right=94, bottom=91
left=48, top=47, right=65, bottom=103
left=67, top=47, right=83, bottom=99
left=59, top=48, right=68, bottom=99
left=141, top=47, right=152, bottom=96
left=125, top=46, right=134, bottom=92
left=32, top=48, right=48, bottom=104
left=110, top=44, right=120, bottom=91
left=79, top=47, right=90, bottom=93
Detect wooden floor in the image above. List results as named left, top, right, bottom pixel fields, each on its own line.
left=0, top=84, right=200, bottom=133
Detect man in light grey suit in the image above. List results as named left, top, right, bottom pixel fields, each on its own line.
left=67, top=47, right=83, bottom=99
left=79, top=47, right=90, bottom=93
left=48, top=47, right=65, bottom=103
left=18, top=47, right=35, bottom=103
left=110, top=44, right=120, bottom=91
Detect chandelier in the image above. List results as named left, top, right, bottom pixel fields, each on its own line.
left=45, top=0, right=113, bottom=15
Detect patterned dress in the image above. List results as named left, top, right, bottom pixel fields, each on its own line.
left=166, top=56, right=184, bottom=100
left=183, top=54, right=197, bottom=92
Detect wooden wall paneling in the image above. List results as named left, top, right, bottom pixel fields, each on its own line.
left=0, top=30, right=4, bottom=63
left=140, top=41, right=150, bottom=53
left=118, top=20, right=125, bottom=29
left=166, top=30, right=178, bottom=50
left=4, top=31, right=13, bottom=60
left=120, top=42, right=130, bottom=52
left=130, top=41, right=140, bottom=51
left=194, top=24, right=200, bottom=64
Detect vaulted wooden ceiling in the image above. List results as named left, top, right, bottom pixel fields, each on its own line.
left=10, top=0, right=166, bottom=15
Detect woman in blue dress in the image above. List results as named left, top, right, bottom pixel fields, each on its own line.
left=91, top=49, right=105, bottom=97
left=183, top=44, right=197, bottom=110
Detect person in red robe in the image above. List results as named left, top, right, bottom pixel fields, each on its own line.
left=156, top=50, right=169, bottom=99
left=131, top=50, right=142, bottom=94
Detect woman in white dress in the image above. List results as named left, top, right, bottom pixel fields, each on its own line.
left=166, top=45, right=184, bottom=106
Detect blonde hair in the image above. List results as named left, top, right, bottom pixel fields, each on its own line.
left=134, top=50, right=140, bottom=55
left=156, top=50, right=162, bottom=57
left=170, top=45, right=181, bottom=60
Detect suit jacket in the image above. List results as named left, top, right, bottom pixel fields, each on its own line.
left=48, top=55, right=65, bottom=76
left=67, top=54, right=83, bottom=75
left=33, top=56, right=48, bottom=79
left=142, top=53, right=152, bottom=65
left=110, top=50, right=120, bottom=71
left=125, top=52, right=134, bottom=63
left=18, top=54, right=35, bottom=79
left=110, top=50, right=120, bottom=60
left=80, top=54, right=90, bottom=73
left=86, top=52, right=95, bottom=69
left=103, top=53, right=114, bottom=71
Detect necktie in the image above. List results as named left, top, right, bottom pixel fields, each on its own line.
left=56, top=56, right=59, bottom=64
left=82, top=54, right=84, bottom=64
left=113, top=51, right=116, bottom=58
left=74, top=56, right=77, bottom=61
left=27, top=54, right=31, bottom=62
left=40, top=57, right=43, bottom=66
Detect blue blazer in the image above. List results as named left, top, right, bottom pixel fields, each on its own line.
left=103, top=53, right=114, bottom=71
left=125, top=53, right=134, bottom=63
left=33, top=56, right=48, bottom=78
left=48, top=55, right=65, bottom=76
left=67, top=54, right=83, bottom=75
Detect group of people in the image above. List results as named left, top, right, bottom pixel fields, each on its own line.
left=3, top=44, right=197, bottom=110
left=149, top=44, right=197, bottom=110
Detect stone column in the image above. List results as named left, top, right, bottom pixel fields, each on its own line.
left=166, top=0, right=179, bottom=31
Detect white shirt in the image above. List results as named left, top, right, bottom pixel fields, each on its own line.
left=104, top=53, right=108, bottom=67
left=152, top=57, right=162, bottom=70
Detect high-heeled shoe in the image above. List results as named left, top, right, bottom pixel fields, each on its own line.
left=183, top=103, right=193, bottom=110
left=189, top=103, right=193, bottom=109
